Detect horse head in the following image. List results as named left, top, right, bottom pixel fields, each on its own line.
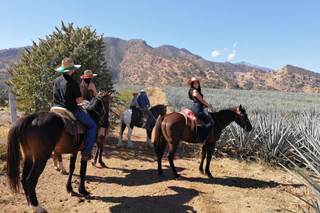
left=234, top=105, right=252, bottom=132
left=151, top=104, right=167, bottom=117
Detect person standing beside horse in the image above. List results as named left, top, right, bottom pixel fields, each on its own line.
left=80, top=70, right=109, bottom=137
left=138, top=89, right=153, bottom=130
left=53, top=58, right=96, bottom=161
left=188, top=77, right=214, bottom=145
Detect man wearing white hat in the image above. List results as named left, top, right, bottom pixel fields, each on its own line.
left=137, top=89, right=153, bottom=130
left=52, top=58, right=96, bottom=161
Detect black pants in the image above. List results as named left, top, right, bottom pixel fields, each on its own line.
left=191, top=104, right=214, bottom=142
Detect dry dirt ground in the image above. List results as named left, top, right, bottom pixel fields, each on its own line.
left=0, top=87, right=317, bottom=213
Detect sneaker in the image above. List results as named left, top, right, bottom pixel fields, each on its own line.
left=81, top=153, right=93, bottom=161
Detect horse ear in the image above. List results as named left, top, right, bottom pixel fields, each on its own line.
left=239, top=105, right=242, bottom=110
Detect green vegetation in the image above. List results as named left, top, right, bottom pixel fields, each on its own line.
left=6, top=21, right=113, bottom=115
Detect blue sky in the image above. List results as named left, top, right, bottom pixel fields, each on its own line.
left=1, top=0, right=319, bottom=72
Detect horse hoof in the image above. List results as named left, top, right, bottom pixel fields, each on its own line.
left=60, top=170, right=68, bottom=175
left=199, top=170, right=205, bottom=175
left=30, top=204, right=47, bottom=213
left=91, top=161, right=96, bottom=167
left=100, top=162, right=108, bottom=168
left=175, top=176, right=182, bottom=180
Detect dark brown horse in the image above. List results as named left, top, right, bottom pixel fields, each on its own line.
left=154, top=105, right=252, bottom=179
left=53, top=92, right=111, bottom=172
left=6, top=92, right=110, bottom=212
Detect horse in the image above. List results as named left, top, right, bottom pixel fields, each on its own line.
left=53, top=92, right=111, bottom=172
left=6, top=92, right=110, bottom=212
left=118, top=104, right=167, bottom=148
left=154, top=105, right=252, bottom=179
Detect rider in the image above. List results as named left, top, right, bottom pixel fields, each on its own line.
left=53, top=58, right=96, bottom=161
left=80, top=70, right=109, bottom=137
left=130, top=91, right=140, bottom=109
left=188, top=77, right=214, bottom=145
left=137, top=89, right=153, bottom=130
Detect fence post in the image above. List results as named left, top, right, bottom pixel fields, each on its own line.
left=9, top=93, right=17, bottom=123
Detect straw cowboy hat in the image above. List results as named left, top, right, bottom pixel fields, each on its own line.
left=80, top=70, right=97, bottom=79
left=187, top=77, right=201, bottom=85
left=132, top=91, right=139, bottom=96
left=55, top=58, right=81, bottom=72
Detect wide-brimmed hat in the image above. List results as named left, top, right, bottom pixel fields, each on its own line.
left=132, top=91, right=138, bottom=95
left=80, top=70, right=97, bottom=79
left=140, top=89, right=147, bottom=93
left=187, top=77, right=201, bottom=85
left=55, top=58, right=81, bottom=72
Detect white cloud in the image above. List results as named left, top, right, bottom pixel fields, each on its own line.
left=227, top=50, right=236, bottom=61
left=272, top=61, right=277, bottom=65
left=211, top=50, right=221, bottom=57
left=233, top=42, right=237, bottom=48
left=224, top=47, right=228, bottom=51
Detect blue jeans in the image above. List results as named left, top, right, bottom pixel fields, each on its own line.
left=73, top=108, right=96, bottom=154
left=143, top=107, right=154, bottom=126
left=191, top=104, right=214, bottom=142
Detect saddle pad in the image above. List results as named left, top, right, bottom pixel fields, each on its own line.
left=50, top=106, right=77, bottom=120
left=180, top=109, right=205, bottom=127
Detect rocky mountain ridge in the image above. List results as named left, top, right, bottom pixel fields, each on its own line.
left=1, top=37, right=320, bottom=93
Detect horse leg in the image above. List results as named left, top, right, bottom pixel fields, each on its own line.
left=167, top=142, right=180, bottom=179
left=21, top=156, right=33, bottom=206
left=146, top=129, right=154, bottom=148
left=199, top=145, right=207, bottom=174
left=26, top=159, right=49, bottom=212
left=78, top=159, right=90, bottom=197
left=204, top=144, right=215, bottom=178
left=53, top=152, right=67, bottom=174
left=118, top=122, right=126, bottom=147
left=92, top=135, right=107, bottom=168
left=126, top=127, right=134, bottom=148
left=155, top=138, right=168, bottom=177
left=66, top=153, right=77, bottom=194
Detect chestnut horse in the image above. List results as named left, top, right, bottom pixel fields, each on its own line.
left=6, top=92, right=110, bottom=212
left=154, top=105, right=252, bottom=179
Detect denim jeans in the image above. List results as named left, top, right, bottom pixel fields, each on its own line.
left=73, top=108, right=96, bottom=154
left=191, top=104, right=214, bottom=142
left=143, top=107, right=154, bottom=126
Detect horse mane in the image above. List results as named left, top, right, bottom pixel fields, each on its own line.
left=86, top=96, right=103, bottom=111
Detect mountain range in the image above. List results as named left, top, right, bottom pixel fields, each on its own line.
left=1, top=37, right=320, bottom=93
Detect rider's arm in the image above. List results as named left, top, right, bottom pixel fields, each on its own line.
left=192, top=90, right=213, bottom=111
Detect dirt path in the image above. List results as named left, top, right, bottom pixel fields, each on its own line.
left=0, top=87, right=315, bottom=212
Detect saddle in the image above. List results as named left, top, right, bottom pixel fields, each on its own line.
left=180, top=109, right=207, bottom=135
left=50, top=107, right=85, bottom=135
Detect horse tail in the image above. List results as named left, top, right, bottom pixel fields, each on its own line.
left=7, top=116, right=28, bottom=193
left=154, top=115, right=165, bottom=152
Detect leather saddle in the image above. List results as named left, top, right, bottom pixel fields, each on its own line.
left=130, top=106, right=147, bottom=126
left=50, top=107, right=86, bottom=135
left=180, top=109, right=207, bottom=134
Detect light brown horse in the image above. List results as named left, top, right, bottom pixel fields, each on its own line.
left=154, top=105, right=252, bottom=179
left=6, top=92, right=110, bottom=212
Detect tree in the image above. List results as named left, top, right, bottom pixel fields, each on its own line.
left=6, top=21, right=113, bottom=114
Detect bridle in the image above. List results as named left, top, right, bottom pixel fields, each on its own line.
left=234, top=108, right=250, bottom=128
